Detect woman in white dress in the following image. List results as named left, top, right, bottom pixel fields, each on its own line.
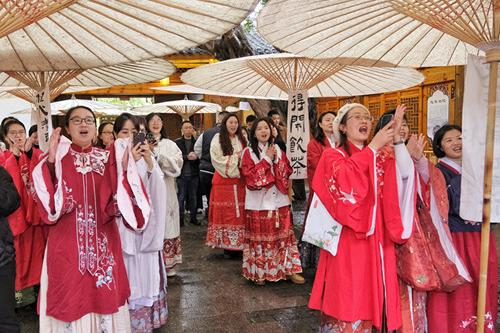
left=114, top=113, right=168, bottom=332
left=146, top=113, right=183, bottom=277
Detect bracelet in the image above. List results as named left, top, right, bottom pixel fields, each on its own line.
left=393, top=140, right=404, bottom=145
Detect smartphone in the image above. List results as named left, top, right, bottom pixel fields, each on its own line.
left=146, top=132, right=157, bottom=145
left=133, top=132, right=146, bottom=146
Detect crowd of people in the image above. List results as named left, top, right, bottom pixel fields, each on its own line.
left=0, top=103, right=497, bottom=333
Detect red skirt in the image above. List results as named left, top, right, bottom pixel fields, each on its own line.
left=15, top=224, right=46, bottom=290
left=206, top=172, right=246, bottom=250
left=427, top=231, right=498, bottom=332
left=242, top=207, right=302, bottom=282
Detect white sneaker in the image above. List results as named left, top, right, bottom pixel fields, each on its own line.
left=197, top=208, right=204, bottom=215
left=167, top=269, right=177, bottom=277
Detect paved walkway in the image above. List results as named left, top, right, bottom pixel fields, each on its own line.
left=17, top=202, right=318, bottom=333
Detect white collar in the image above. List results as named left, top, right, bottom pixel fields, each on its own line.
left=440, top=157, right=462, bottom=173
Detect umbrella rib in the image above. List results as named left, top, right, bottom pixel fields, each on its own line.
left=149, top=0, right=249, bottom=26
left=23, top=24, right=61, bottom=71
left=4, top=34, right=30, bottom=71
left=34, top=20, right=82, bottom=70
left=105, top=0, right=215, bottom=44
left=66, top=4, right=158, bottom=57
left=311, top=7, right=407, bottom=60
left=88, top=0, right=200, bottom=46
left=45, top=13, right=111, bottom=67
left=259, top=0, right=356, bottom=39
left=55, top=9, right=134, bottom=63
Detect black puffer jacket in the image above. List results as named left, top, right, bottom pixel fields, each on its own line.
left=0, top=166, right=20, bottom=268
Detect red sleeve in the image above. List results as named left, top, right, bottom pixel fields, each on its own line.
left=100, top=147, right=120, bottom=225
left=4, top=157, right=28, bottom=236
left=274, top=152, right=292, bottom=194
left=241, top=149, right=275, bottom=191
left=312, top=147, right=376, bottom=237
left=307, top=140, right=322, bottom=185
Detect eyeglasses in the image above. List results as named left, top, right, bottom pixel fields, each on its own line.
left=347, top=113, right=373, bottom=122
left=8, top=130, right=25, bottom=137
left=70, top=117, right=95, bottom=125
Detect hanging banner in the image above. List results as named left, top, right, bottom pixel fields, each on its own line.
left=286, top=90, right=310, bottom=179
left=460, top=54, right=500, bottom=223
left=427, top=88, right=449, bottom=140
left=34, top=85, right=52, bottom=152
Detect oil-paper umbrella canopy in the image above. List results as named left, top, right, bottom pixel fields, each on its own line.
left=1, top=57, right=175, bottom=151
left=0, top=58, right=175, bottom=102
left=0, top=0, right=75, bottom=38
left=153, top=84, right=281, bottom=100
left=257, top=0, right=482, bottom=66
left=133, top=99, right=222, bottom=119
left=182, top=53, right=424, bottom=98
left=0, top=0, right=258, bottom=72
left=12, top=98, right=126, bottom=116
left=183, top=53, right=423, bottom=180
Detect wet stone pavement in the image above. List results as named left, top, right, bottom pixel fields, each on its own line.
left=16, top=201, right=500, bottom=332
left=17, top=200, right=319, bottom=333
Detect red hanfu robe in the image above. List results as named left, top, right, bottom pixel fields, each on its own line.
left=308, top=142, right=409, bottom=331
left=33, top=137, right=148, bottom=322
left=240, top=145, right=302, bottom=282
left=4, top=148, right=46, bottom=290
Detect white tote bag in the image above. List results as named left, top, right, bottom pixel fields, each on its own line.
left=302, top=193, right=342, bottom=256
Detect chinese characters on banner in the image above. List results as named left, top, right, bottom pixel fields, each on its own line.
left=34, top=85, right=52, bottom=152
left=286, top=90, right=309, bottom=179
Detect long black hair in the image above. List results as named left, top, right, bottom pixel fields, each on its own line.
left=114, top=113, right=139, bottom=134
left=432, top=124, right=462, bottom=158
left=249, top=117, right=274, bottom=159
left=145, top=112, right=168, bottom=139
left=315, top=111, right=336, bottom=146
left=374, top=109, right=409, bottom=135
left=219, top=113, right=247, bottom=156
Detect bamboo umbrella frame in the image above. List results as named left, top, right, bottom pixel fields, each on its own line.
left=182, top=54, right=424, bottom=99
left=0, top=0, right=76, bottom=37
left=132, top=99, right=222, bottom=120
left=258, top=1, right=499, bottom=331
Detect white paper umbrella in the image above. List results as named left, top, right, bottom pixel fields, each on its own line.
left=1, top=57, right=175, bottom=151
left=0, top=0, right=75, bottom=38
left=0, top=0, right=258, bottom=72
left=152, top=84, right=282, bottom=100
left=12, top=98, right=126, bottom=116
left=182, top=53, right=424, bottom=98
left=257, top=0, right=482, bottom=67
left=183, top=53, right=423, bottom=179
left=132, top=99, right=222, bottom=119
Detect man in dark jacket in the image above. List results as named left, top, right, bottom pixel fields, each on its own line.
left=194, top=111, right=228, bottom=217
left=0, top=166, right=21, bottom=333
left=175, top=120, right=200, bottom=226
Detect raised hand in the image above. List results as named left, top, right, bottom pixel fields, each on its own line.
left=369, top=120, right=395, bottom=151
left=407, top=133, right=426, bottom=160
left=47, top=128, right=61, bottom=163
left=392, top=104, right=407, bottom=142
left=131, top=143, right=142, bottom=162
left=266, top=145, right=277, bottom=160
